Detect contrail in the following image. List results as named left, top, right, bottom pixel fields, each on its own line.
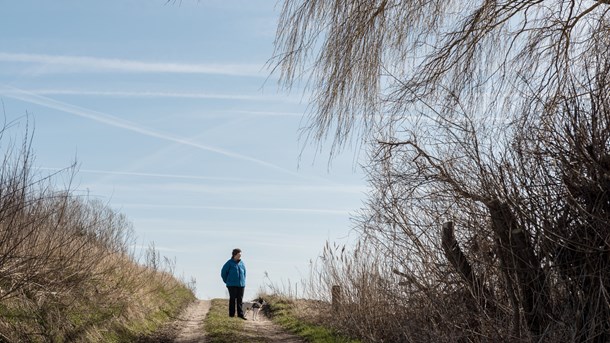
left=1, top=85, right=305, bottom=178
left=40, top=167, right=335, bottom=187
left=0, top=52, right=264, bottom=77
left=76, top=175, right=365, bottom=194
left=122, top=203, right=351, bottom=215
left=23, top=89, right=306, bottom=104
left=27, top=89, right=263, bottom=100
left=40, top=168, right=360, bottom=195
left=231, top=110, right=303, bottom=117
left=23, top=89, right=304, bottom=105
left=38, top=167, right=258, bottom=183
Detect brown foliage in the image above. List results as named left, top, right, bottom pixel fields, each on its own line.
left=0, top=123, right=194, bottom=342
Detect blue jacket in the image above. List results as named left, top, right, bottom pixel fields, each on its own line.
left=221, top=258, right=246, bottom=287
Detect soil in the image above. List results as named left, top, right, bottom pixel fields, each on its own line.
left=239, top=313, right=307, bottom=343
left=151, top=299, right=307, bottom=343
left=174, top=300, right=211, bottom=342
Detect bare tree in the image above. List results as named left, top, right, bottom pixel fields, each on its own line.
left=273, top=1, right=610, bottom=342
left=273, top=0, right=610, bottom=147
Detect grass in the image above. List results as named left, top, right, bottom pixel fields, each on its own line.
left=265, top=295, right=360, bottom=343
left=204, top=298, right=270, bottom=343
left=109, top=281, right=196, bottom=342
left=99, top=285, right=195, bottom=342
left=204, top=296, right=360, bottom=343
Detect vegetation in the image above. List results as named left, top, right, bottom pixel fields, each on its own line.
left=272, top=0, right=610, bottom=342
left=204, top=295, right=358, bottom=343
left=264, top=294, right=360, bottom=343
left=0, top=123, right=195, bottom=342
left=204, top=298, right=261, bottom=343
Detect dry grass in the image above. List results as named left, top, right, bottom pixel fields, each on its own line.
left=0, top=123, right=195, bottom=342
left=261, top=293, right=359, bottom=343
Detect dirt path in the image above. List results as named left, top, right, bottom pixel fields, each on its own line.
left=174, top=300, right=211, bottom=342
left=166, top=299, right=306, bottom=343
left=239, top=311, right=307, bottom=343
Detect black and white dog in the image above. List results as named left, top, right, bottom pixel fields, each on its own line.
left=242, top=298, right=266, bottom=321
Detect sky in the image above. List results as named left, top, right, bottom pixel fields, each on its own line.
left=0, top=1, right=367, bottom=300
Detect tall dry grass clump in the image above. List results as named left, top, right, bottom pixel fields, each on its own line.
left=0, top=124, right=194, bottom=342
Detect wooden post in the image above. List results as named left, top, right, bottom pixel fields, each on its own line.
left=331, top=285, right=341, bottom=312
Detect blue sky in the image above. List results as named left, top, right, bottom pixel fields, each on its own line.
left=0, top=1, right=366, bottom=300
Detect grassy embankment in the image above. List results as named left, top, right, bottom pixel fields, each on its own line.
left=264, top=294, right=360, bottom=343
left=0, top=127, right=196, bottom=342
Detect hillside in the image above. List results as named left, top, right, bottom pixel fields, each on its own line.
left=0, top=129, right=195, bottom=342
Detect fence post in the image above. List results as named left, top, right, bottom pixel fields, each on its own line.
left=331, top=285, right=341, bottom=312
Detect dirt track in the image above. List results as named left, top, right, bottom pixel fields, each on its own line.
left=174, top=300, right=211, bottom=342
left=239, top=313, right=307, bottom=343
left=167, top=299, right=306, bottom=343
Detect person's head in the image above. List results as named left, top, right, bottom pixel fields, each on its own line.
left=232, top=248, right=242, bottom=261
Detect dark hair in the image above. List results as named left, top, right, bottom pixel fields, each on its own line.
left=232, top=248, right=242, bottom=257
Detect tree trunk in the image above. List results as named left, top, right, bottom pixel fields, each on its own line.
left=488, top=200, right=549, bottom=339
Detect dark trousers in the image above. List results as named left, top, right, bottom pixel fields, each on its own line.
left=227, top=286, right=245, bottom=317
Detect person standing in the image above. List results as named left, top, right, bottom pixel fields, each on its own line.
left=221, top=248, right=247, bottom=319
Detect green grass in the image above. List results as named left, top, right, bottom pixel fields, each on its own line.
left=266, top=295, right=360, bottom=343
left=204, top=297, right=359, bottom=343
left=204, top=298, right=270, bottom=343
left=101, top=284, right=196, bottom=342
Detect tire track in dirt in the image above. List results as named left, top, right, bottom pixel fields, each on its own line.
left=174, top=299, right=211, bottom=342
left=240, top=313, right=307, bottom=343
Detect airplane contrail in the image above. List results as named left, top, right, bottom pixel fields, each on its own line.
left=38, top=167, right=258, bottom=183
left=1, top=85, right=305, bottom=178
left=122, top=203, right=351, bottom=215
left=22, top=89, right=306, bottom=105
left=0, top=52, right=264, bottom=77
left=26, top=89, right=262, bottom=100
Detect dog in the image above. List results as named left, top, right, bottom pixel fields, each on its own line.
left=242, top=298, right=266, bottom=321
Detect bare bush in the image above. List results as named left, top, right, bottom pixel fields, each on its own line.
left=303, top=74, right=610, bottom=341
left=273, top=1, right=610, bottom=342
left=0, top=122, right=194, bottom=341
